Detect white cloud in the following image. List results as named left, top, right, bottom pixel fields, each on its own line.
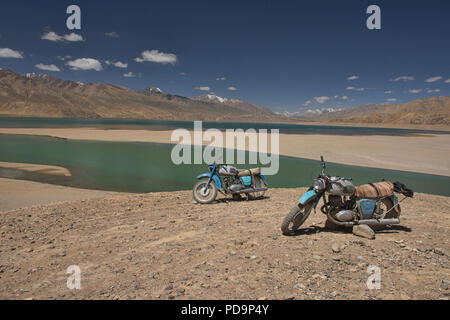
left=0, top=48, right=23, bottom=58
left=346, top=86, right=365, bottom=91
left=123, top=72, right=135, bottom=78
left=426, top=88, right=440, bottom=93
left=384, top=90, right=392, bottom=94
left=216, top=77, right=226, bottom=81
left=113, top=61, right=128, bottom=68
left=227, top=86, right=237, bottom=91
left=314, top=96, right=330, bottom=104
left=105, top=32, right=119, bottom=38
left=41, top=31, right=61, bottom=41
left=66, top=58, right=103, bottom=71
left=347, top=75, right=359, bottom=80
left=63, top=33, right=84, bottom=42
left=341, top=95, right=348, bottom=100
left=57, top=55, right=72, bottom=61
left=387, top=98, right=397, bottom=102
left=408, top=89, right=422, bottom=93
left=303, top=100, right=312, bottom=106
left=445, top=79, right=450, bottom=83
left=195, top=86, right=210, bottom=91
left=41, top=31, right=84, bottom=42
left=135, top=50, right=177, bottom=64
left=425, top=76, right=442, bottom=83
left=179, top=72, right=186, bottom=76
left=35, top=63, right=60, bottom=72
left=391, top=76, right=414, bottom=82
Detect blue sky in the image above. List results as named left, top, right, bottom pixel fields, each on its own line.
left=0, top=0, right=449, bottom=112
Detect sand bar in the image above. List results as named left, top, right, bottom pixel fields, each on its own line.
left=0, top=178, right=124, bottom=212
left=0, top=127, right=449, bottom=176
left=0, top=161, right=72, bottom=177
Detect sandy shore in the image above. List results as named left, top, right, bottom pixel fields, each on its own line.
left=0, top=188, right=448, bottom=299
left=0, top=178, right=124, bottom=212
left=0, top=127, right=449, bottom=176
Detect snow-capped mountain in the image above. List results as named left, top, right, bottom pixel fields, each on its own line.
left=280, top=107, right=343, bottom=118
left=192, top=94, right=274, bottom=115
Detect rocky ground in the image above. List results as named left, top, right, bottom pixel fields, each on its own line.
left=0, top=188, right=449, bottom=300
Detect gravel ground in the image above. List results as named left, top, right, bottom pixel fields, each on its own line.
left=0, top=188, right=449, bottom=300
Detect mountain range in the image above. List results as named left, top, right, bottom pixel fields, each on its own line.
left=0, top=68, right=448, bottom=126
left=317, top=98, right=449, bottom=125
left=0, top=69, right=279, bottom=122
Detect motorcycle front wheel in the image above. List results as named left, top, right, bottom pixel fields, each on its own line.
left=281, top=202, right=313, bottom=235
left=193, top=179, right=218, bottom=204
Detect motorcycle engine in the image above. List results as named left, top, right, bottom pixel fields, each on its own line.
left=328, top=195, right=355, bottom=222
left=230, top=184, right=244, bottom=192
left=223, top=176, right=244, bottom=192
left=335, top=210, right=354, bottom=222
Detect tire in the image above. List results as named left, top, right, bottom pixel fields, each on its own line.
left=193, top=179, right=218, bottom=204
left=281, top=203, right=313, bottom=235
left=246, top=176, right=266, bottom=200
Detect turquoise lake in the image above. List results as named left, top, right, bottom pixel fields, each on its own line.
left=0, top=134, right=448, bottom=196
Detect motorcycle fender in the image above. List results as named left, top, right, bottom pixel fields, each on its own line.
left=298, top=190, right=318, bottom=205
left=389, top=194, right=401, bottom=215
left=259, top=174, right=268, bottom=186
left=196, top=173, right=222, bottom=190
left=196, top=173, right=210, bottom=180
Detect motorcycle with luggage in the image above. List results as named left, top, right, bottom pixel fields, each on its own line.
left=281, top=156, right=414, bottom=235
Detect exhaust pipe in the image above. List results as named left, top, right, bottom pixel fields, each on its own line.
left=358, top=218, right=400, bottom=226
left=327, top=213, right=400, bottom=227
left=232, top=187, right=267, bottom=194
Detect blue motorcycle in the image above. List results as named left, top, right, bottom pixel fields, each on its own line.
left=281, top=156, right=413, bottom=235
left=193, top=164, right=268, bottom=204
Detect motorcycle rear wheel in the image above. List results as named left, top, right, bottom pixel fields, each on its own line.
left=246, top=176, right=266, bottom=200
left=281, top=203, right=313, bottom=235
left=371, top=197, right=399, bottom=230
left=193, top=179, right=218, bottom=204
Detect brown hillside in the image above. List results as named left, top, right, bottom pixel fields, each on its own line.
left=0, top=69, right=280, bottom=122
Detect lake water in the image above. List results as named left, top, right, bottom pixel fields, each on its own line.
left=0, top=134, right=448, bottom=196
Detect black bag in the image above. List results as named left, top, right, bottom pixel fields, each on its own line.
left=393, top=182, right=414, bottom=197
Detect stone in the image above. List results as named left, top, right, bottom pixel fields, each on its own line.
left=442, top=280, right=450, bottom=290
left=294, top=283, right=305, bottom=290
left=353, top=225, right=375, bottom=240
left=177, top=288, right=185, bottom=294
left=165, top=284, right=174, bottom=291
left=331, top=243, right=341, bottom=253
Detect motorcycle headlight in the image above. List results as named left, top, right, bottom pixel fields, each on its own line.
left=313, top=178, right=326, bottom=191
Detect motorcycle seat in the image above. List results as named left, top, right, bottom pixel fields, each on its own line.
left=238, top=168, right=261, bottom=177
left=355, top=181, right=394, bottom=198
